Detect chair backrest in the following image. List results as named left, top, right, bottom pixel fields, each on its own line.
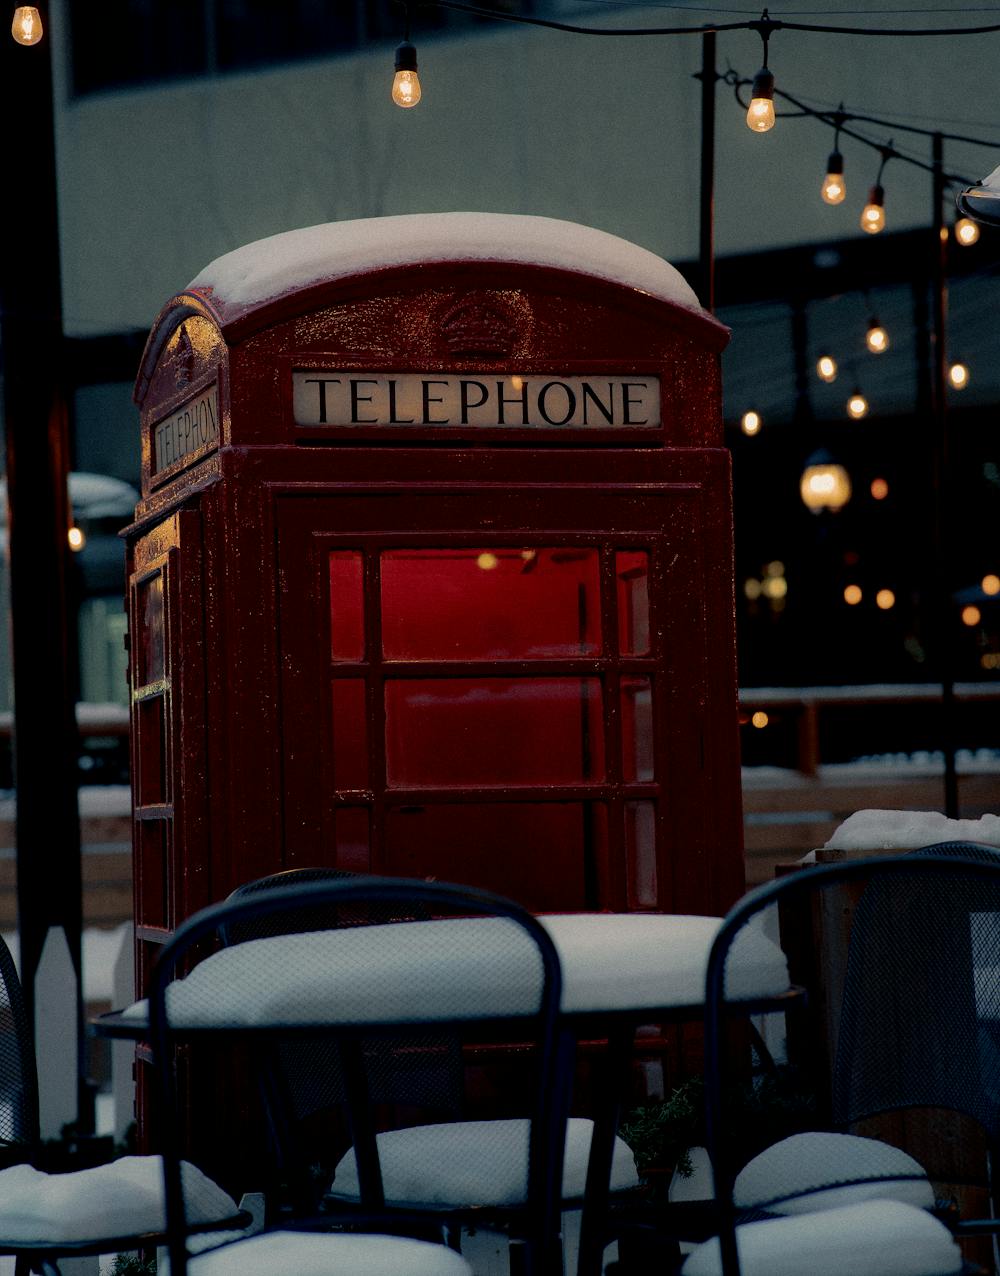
left=148, top=875, right=567, bottom=1276
left=0, top=933, right=39, bottom=1162
left=702, top=850, right=1000, bottom=1276
left=222, top=868, right=465, bottom=1203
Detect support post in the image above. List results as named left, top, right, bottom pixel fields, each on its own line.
left=0, top=1, right=85, bottom=1122
left=698, top=29, right=717, bottom=313
left=929, top=132, right=958, bottom=817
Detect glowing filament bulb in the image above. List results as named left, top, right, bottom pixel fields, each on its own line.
left=392, top=42, right=421, bottom=108
left=11, top=5, right=41, bottom=44
left=866, top=321, right=889, bottom=354
left=816, top=354, right=837, bottom=383
left=861, top=185, right=886, bottom=235
left=949, top=362, right=969, bottom=390
left=741, top=409, right=761, bottom=436
left=746, top=68, right=775, bottom=133
left=955, top=217, right=980, bottom=247
left=847, top=391, right=869, bottom=419
left=822, top=151, right=845, bottom=205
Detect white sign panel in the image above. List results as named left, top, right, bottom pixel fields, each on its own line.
left=153, top=384, right=220, bottom=473
left=293, top=371, right=660, bottom=429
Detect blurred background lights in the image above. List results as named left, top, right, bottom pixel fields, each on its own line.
left=870, top=477, right=889, bottom=500
left=948, top=362, right=969, bottom=390
left=847, top=392, right=869, bottom=420
left=744, top=578, right=762, bottom=600
left=955, top=217, right=980, bottom=246
left=741, top=409, right=762, bottom=436
left=962, top=604, right=982, bottom=627
left=983, top=574, right=1000, bottom=596
left=844, top=584, right=863, bottom=605
left=800, top=457, right=851, bottom=512
left=476, top=552, right=499, bottom=571
left=876, top=588, right=896, bottom=610
left=751, top=711, right=769, bottom=729
left=816, top=354, right=837, bottom=383
left=67, top=526, right=85, bottom=551
left=865, top=321, right=889, bottom=354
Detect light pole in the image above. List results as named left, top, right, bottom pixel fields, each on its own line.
left=0, top=0, right=86, bottom=1124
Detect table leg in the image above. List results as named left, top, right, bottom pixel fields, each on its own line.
left=576, top=1026, right=635, bottom=1276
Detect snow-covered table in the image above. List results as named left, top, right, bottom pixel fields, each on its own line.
left=95, top=911, right=791, bottom=1276
left=97, top=911, right=790, bottom=1033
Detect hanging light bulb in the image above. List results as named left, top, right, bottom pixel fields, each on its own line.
left=800, top=450, right=852, bottom=513
left=822, top=149, right=846, bottom=205
left=11, top=5, right=41, bottom=44
left=816, top=354, right=838, bottom=383
left=741, top=409, right=762, bottom=436
left=861, top=185, right=886, bottom=234
left=847, top=389, right=869, bottom=419
left=392, top=41, right=421, bottom=108
left=949, top=362, right=969, bottom=390
left=865, top=318, right=889, bottom=354
left=955, top=217, right=980, bottom=247
left=746, top=67, right=775, bottom=133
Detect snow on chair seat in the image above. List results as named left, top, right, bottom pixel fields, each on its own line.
left=681, top=1199, right=963, bottom=1276
left=0, top=1156, right=238, bottom=1245
left=733, top=1131, right=935, bottom=1216
left=185, top=1229, right=474, bottom=1275
left=328, top=1116, right=639, bottom=1208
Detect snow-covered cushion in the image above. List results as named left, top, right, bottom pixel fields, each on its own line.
left=329, top=1116, right=639, bottom=1207
left=681, top=1199, right=963, bottom=1276
left=186, top=1230, right=473, bottom=1275
left=0, top=1156, right=238, bottom=1244
left=734, top=1132, right=934, bottom=1215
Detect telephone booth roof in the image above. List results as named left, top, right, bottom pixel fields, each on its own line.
left=135, top=212, right=727, bottom=402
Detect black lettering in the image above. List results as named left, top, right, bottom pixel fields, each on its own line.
left=538, top=381, right=576, bottom=426
left=199, top=402, right=210, bottom=445
left=496, top=379, right=529, bottom=426
left=387, top=380, right=414, bottom=424
left=179, top=410, right=191, bottom=456
left=581, top=381, right=615, bottom=426
left=459, top=380, right=489, bottom=424
left=304, top=377, right=341, bottom=424
left=622, top=382, right=649, bottom=426
left=421, top=380, right=450, bottom=425
left=205, top=395, right=218, bottom=441
left=350, top=379, right=379, bottom=424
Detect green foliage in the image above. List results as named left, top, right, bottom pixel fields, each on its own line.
left=110, top=1257, right=156, bottom=1275
left=619, top=1064, right=818, bottom=1182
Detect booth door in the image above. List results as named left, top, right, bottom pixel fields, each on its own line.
left=277, top=488, right=709, bottom=914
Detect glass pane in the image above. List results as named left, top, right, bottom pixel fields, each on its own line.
left=626, top=801, right=658, bottom=908
left=137, top=695, right=166, bottom=805
left=335, top=807, right=370, bottom=873
left=137, top=818, right=169, bottom=928
left=138, top=572, right=164, bottom=685
left=329, top=550, right=365, bottom=662
left=385, top=678, right=604, bottom=787
left=381, top=548, right=600, bottom=660
left=617, top=551, right=650, bottom=656
left=621, top=676, right=654, bottom=781
left=385, top=802, right=598, bottom=911
left=331, top=679, right=368, bottom=789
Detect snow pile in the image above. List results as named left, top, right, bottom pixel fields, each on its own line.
left=823, top=809, right=1000, bottom=852
left=188, top=212, right=702, bottom=313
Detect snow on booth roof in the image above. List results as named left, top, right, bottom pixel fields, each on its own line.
left=187, top=212, right=703, bottom=314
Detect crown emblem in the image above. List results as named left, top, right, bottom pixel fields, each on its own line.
left=438, top=297, right=517, bottom=356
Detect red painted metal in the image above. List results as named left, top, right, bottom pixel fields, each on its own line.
left=126, top=247, right=742, bottom=1014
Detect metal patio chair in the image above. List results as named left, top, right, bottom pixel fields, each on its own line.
left=0, top=931, right=246, bottom=1276
left=681, top=850, right=1000, bottom=1276
left=224, top=866, right=640, bottom=1268
left=147, top=875, right=573, bottom=1276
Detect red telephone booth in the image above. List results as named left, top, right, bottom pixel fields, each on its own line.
left=127, top=213, right=742, bottom=1001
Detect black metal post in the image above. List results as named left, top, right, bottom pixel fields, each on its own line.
left=0, top=3, right=85, bottom=1111
left=698, top=29, right=717, bottom=313
left=929, top=132, right=959, bottom=817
